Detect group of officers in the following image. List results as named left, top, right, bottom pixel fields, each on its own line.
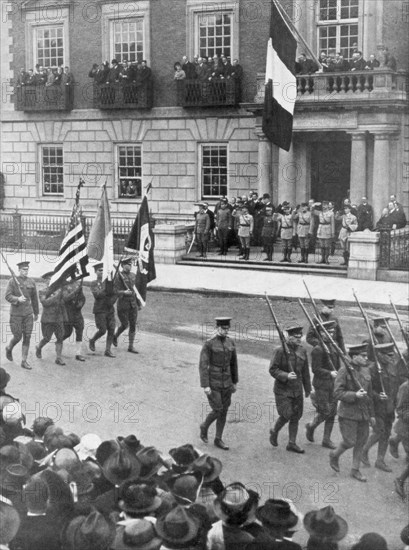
left=198, top=301, right=409, bottom=499
left=4, top=258, right=140, bottom=370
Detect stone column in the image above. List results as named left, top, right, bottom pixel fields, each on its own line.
left=254, top=128, right=272, bottom=197
left=278, top=145, right=296, bottom=206
left=294, top=141, right=309, bottom=204
left=348, top=131, right=367, bottom=204
left=371, top=132, right=392, bottom=221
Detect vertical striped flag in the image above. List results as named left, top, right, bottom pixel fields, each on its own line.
left=48, top=179, right=89, bottom=293
left=87, top=184, right=114, bottom=281
left=262, top=0, right=297, bottom=151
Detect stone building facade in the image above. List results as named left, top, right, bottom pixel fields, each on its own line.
left=0, top=0, right=408, bottom=223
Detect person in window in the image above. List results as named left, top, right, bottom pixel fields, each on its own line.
left=173, top=62, right=186, bottom=80
left=318, top=51, right=329, bottom=72
left=220, top=56, right=233, bottom=79
left=119, top=59, right=132, bottom=82
left=45, top=67, right=56, bottom=87
left=35, top=66, right=47, bottom=85
left=108, top=59, right=121, bottom=83
left=60, top=66, right=73, bottom=85
left=365, top=54, right=381, bottom=70
left=139, top=60, right=152, bottom=84
left=127, top=181, right=138, bottom=198
left=350, top=51, right=367, bottom=71
left=120, top=180, right=129, bottom=197
left=295, top=53, right=317, bottom=75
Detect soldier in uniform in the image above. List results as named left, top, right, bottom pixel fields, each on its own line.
left=269, top=324, right=312, bottom=453
left=393, top=379, right=409, bottom=499
left=293, top=203, right=312, bottom=264
left=36, top=272, right=68, bottom=366
left=306, top=298, right=346, bottom=353
left=215, top=199, right=233, bottom=256
left=306, top=321, right=340, bottom=449
left=5, top=261, right=39, bottom=370
left=361, top=342, right=403, bottom=472
left=276, top=202, right=294, bottom=263
left=113, top=257, right=139, bottom=353
left=237, top=205, right=254, bottom=261
left=89, top=263, right=118, bottom=358
left=313, top=201, right=335, bottom=265
left=337, top=204, right=358, bottom=266
left=261, top=206, right=277, bottom=262
left=62, top=280, right=86, bottom=362
left=330, top=343, right=375, bottom=482
left=199, top=317, right=238, bottom=450
left=194, top=203, right=210, bottom=259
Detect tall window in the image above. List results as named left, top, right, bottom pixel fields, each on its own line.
left=42, top=146, right=64, bottom=195
left=197, top=12, right=233, bottom=58
left=35, top=27, right=64, bottom=67
left=112, top=20, right=144, bottom=62
left=317, top=0, right=359, bottom=60
left=117, top=145, right=142, bottom=199
left=201, top=145, right=228, bottom=198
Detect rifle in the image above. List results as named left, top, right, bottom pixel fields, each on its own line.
left=302, top=279, right=320, bottom=319
left=298, top=299, right=336, bottom=371
left=382, top=319, right=408, bottom=373
left=1, top=251, right=23, bottom=297
left=352, top=289, right=387, bottom=395
left=390, top=296, right=409, bottom=353
left=264, top=292, right=293, bottom=372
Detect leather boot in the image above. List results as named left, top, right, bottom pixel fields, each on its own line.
left=245, top=248, right=250, bottom=261
left=280, top=249, right=287, bottom=262
left=55, top=343, right=66, bottom=366
left=340, top=251, right=348, bottom=266
left=298, top=248, right=305, bottom=263
left=21, top=344, right=32, bottom=370
left=322, top=419, right=336, bottom=449
left=324, top=248, right=330, bottom=265
left=287, top=248, right=292, bottom=263
left=319, top=248, right=326, bottom=264
left=128, top=331, right=138, bottom=354
left=304, top=251, right=309, bottom=264
left=269, top=416, right=287, bottom=447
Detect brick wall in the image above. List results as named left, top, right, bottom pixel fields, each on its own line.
left=382, top=0, right=409, bottom=72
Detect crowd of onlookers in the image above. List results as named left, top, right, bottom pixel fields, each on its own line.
left=14, top=65, right=74, bottom=87
left=0, top=365, right=408, bottom=550
left=173, top=55, right=243, bottom=83
left=88, top=59, right=153, bottom=87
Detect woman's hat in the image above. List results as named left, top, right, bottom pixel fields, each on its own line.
left=213, top=482, right=253, bottom=524
left=256, top=499, right=299, bottom=529
left=75, top=433, right=102, bottom=461
left=155, top=505, right=200, bottom=547
left=303, top=506, right=348, bottom=542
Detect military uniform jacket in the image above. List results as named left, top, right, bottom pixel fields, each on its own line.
left=62, top=281, right=85, bottom=318
left=5, top=276, right=39, bottom=317
left=90, top=280, right=118, bottom=314
left=114, top=271, right=138, bottom=310
left=334, top=365, right=374, bottom=421
left=195, top=212, right=210, bottom=235
left=39, top=288, right=67, bottom=324
left=216, top=208, right=232, bottom=230
left=237, top=213, right=254, bottom=237
left=369, top=355, right=401, bottom=417
left=306, top=313, right=345, bottom=352
left=395, top=380, right=409, bottom=440
left=294, top=211, right=312, bottom=237
left=261, top=216, right=276, bottom=239
left=277, top=213, right=294, bottom=240
left=199, top=335, right=238, bottom=390
left=338, top=213, right=358, bottom=242
left=269, top=346, right=311, bottom=397
left=311, top=345, right=340, bottom=391
left=315, top=210, right=335, bottom=239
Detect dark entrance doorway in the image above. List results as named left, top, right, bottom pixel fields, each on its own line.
left=310, top=140, right=351, bottom=209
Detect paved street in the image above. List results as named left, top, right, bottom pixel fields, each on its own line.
left=1, top=280, right=408, bottom=548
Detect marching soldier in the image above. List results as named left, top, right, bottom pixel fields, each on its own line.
left=361, top=342, right=402, bottom=472
left=337, top=203, right=358, bottom=266
left=199, top=317, right=238, bottom=450
left=306, top=298, right=346, bottom=353
left=5, top=261, right=39, bottom=370
left=313, top=201, right=335, bottom=265
left=113, top=257, right=139, bottom=354
left=269, top=324, right=311, bottom=453
left=276, top=202, right=295, bottom=263
left=89, top=263, right=118, bottom=357
left=36, top=272, right=68, bottom=366
left=393, top=379, right=409, bottom=499
left=306, top=321, right=340, bottom=449
left=62, top=280, right=86, bottom=362
left=330, top=343, right=375, bottom=482
left=293, top=202, right=312, bottom=264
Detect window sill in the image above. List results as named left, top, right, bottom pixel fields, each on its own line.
left=35, top=197, right=66, bottom=202
left=112, top=198, right=141, bottom=203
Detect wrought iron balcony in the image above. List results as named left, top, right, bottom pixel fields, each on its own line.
left=93, top=81, right=153, bottom=110
left=15, top=84, right=73, bottom=111
left=176, top=79, right=240, bottom=107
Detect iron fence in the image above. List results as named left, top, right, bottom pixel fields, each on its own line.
left=379, top=228, right=409, bottom=270
left=15, top=84, right=74, bottom=111
left=93, top=81, right=153, bottom=109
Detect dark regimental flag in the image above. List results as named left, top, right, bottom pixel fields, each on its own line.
left=124, top=192, right=156, bottom=307
left=262, top=0, right=297, bottom=152
left=48, top=179, right=89, bottom=293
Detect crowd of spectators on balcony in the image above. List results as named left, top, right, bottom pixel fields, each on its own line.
left=14, top=65, right=73, bottom=87
left=173, top=54, right=243, bottom=83
left=88, top=59, right=152, bottom=87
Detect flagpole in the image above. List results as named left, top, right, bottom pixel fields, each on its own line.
left=272, top=0, right=323, bottom=71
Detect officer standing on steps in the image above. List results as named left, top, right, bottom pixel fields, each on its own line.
left=269, top=324, right=312, bottom=454
left=113, top=257, right=139, bottom=354
left=199, top=317, right=238, bottom=451
left=5, top=261, right=39, bottom=370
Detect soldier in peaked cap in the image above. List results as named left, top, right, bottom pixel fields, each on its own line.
left=306, top=298, right=346, bottom=353
left=199, top=317, right=238, bottom=451
left=5, top=261, right=39, bottom=370
left=312, top=200, right=335, bottom=265
left=113, top=257, right=139, bottom=353
left=62, top=279, right=86, bottom=362
left=89, top=263, right=118, bottom=358
left=269, top=324, right=311, bottom=454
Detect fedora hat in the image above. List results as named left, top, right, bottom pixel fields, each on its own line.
left=191, top=454, right=222, bottom=483
left=0, top=502, right=20, bottom=544
left=256, top=499, right=298, bottom=529
left=0, top=443, right=34, bottom=473
left=303, top=506, right=348, bottom=542
left=167, top=472, right=202, bottom=504
left=96, top=439, right=119, bottom=466
left=118, top=435, right=143, bottom=454
left=102, top=448, right=141, bottom=487
left=169, top=444, right=199, bottom=468
left=156, top=505, right=200, bottom=547
left=113, top=519, right=162, bottom=550
left=214, top=482, right=253, bottom=524
left=65, top=510, right=116, bottom=550
left=135, top=447, right=162, bottom=481
left=118, top=480, right=162, bottom=515
left=0, top=464, right=29, bottom=493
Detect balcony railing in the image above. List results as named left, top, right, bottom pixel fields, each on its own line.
left=93, top=81, right=153, bottom=110
left=176, top=79, right=240, bottom=107
left=15, top=84, right=73, bottom=111
left=379, top=227, right=409, bottom=271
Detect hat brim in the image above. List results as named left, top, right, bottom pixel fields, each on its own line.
left=155, top=514, right=200, bottom=545
left=256, top=506, right=299, bottom=528
left=118, top=495, right=162, bottom=515
left=112, top=526, right=162, bottom=550
left=201, top=458, right=223, bottom=483
left=303, top=511, right=348, bottom=542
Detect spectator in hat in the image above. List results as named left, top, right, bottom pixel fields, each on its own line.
left=351, top=532, right=388, bottom=550
left=357, top=197, right=374, bottom=231
left=64, top=509, right=116, bottom=550
left=5, top=261, right=39, bottom=370
left=0, top=464, right=29, bottom=519
left=303, top=506, right=348, bottom=550
left=89, top=263, right=118, bottom=358
left=62, top=279, right=86, bottom=361
left=194, top=204, right=211, bottom=259
left=401, top=524, right=409, bottom=547
left=113, top=257, right=139, bottom=354
left=0, top=501, right=20, bottom=549
left=111, top=518, right=162, bottom=550
left=173, top=61, right=186, bottom=80
left=36, top=271, right=68, bottom=366
left=269, top=324, right=311, bottom=454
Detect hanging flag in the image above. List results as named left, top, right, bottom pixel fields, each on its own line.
left=262, top=0, right=297, bottom=151
left=87, top=183, right=114, bottom=281
left=124, top=192, right=156, bottom=307
left=48, top=179, right=89, bottom=294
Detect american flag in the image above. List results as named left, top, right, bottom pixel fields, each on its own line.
left=48, top=179, right=89, bottom=293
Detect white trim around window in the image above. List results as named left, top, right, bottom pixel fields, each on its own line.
left=114, top=143, right=143, bottom=200
left=39, top=143, right=64, bottom=197
left=200, top=143, right=229, bottom=200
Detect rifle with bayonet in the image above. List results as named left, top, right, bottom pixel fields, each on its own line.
left=265, top=292, right=293, bottom=372
left=298, top=299, right=336, bottom=372
left=382, top=318, right=408, bottom=373
left=389, top=296, right=409, bottom=353
left=303, top=279, right=320, bottom=319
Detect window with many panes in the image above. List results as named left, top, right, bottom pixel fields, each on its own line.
left=317, top=0, right=359, bottom=60
left=35, top=26, right=64, bottom=67
left=197, top=12, right=233, bottom=58
left=42, top=146, right=64, bottom=195
left=117, top=145, right=142, bottom=199
left=201, top=145, right=228, bottom=198
left=111, top=19, right=144, bottom=63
